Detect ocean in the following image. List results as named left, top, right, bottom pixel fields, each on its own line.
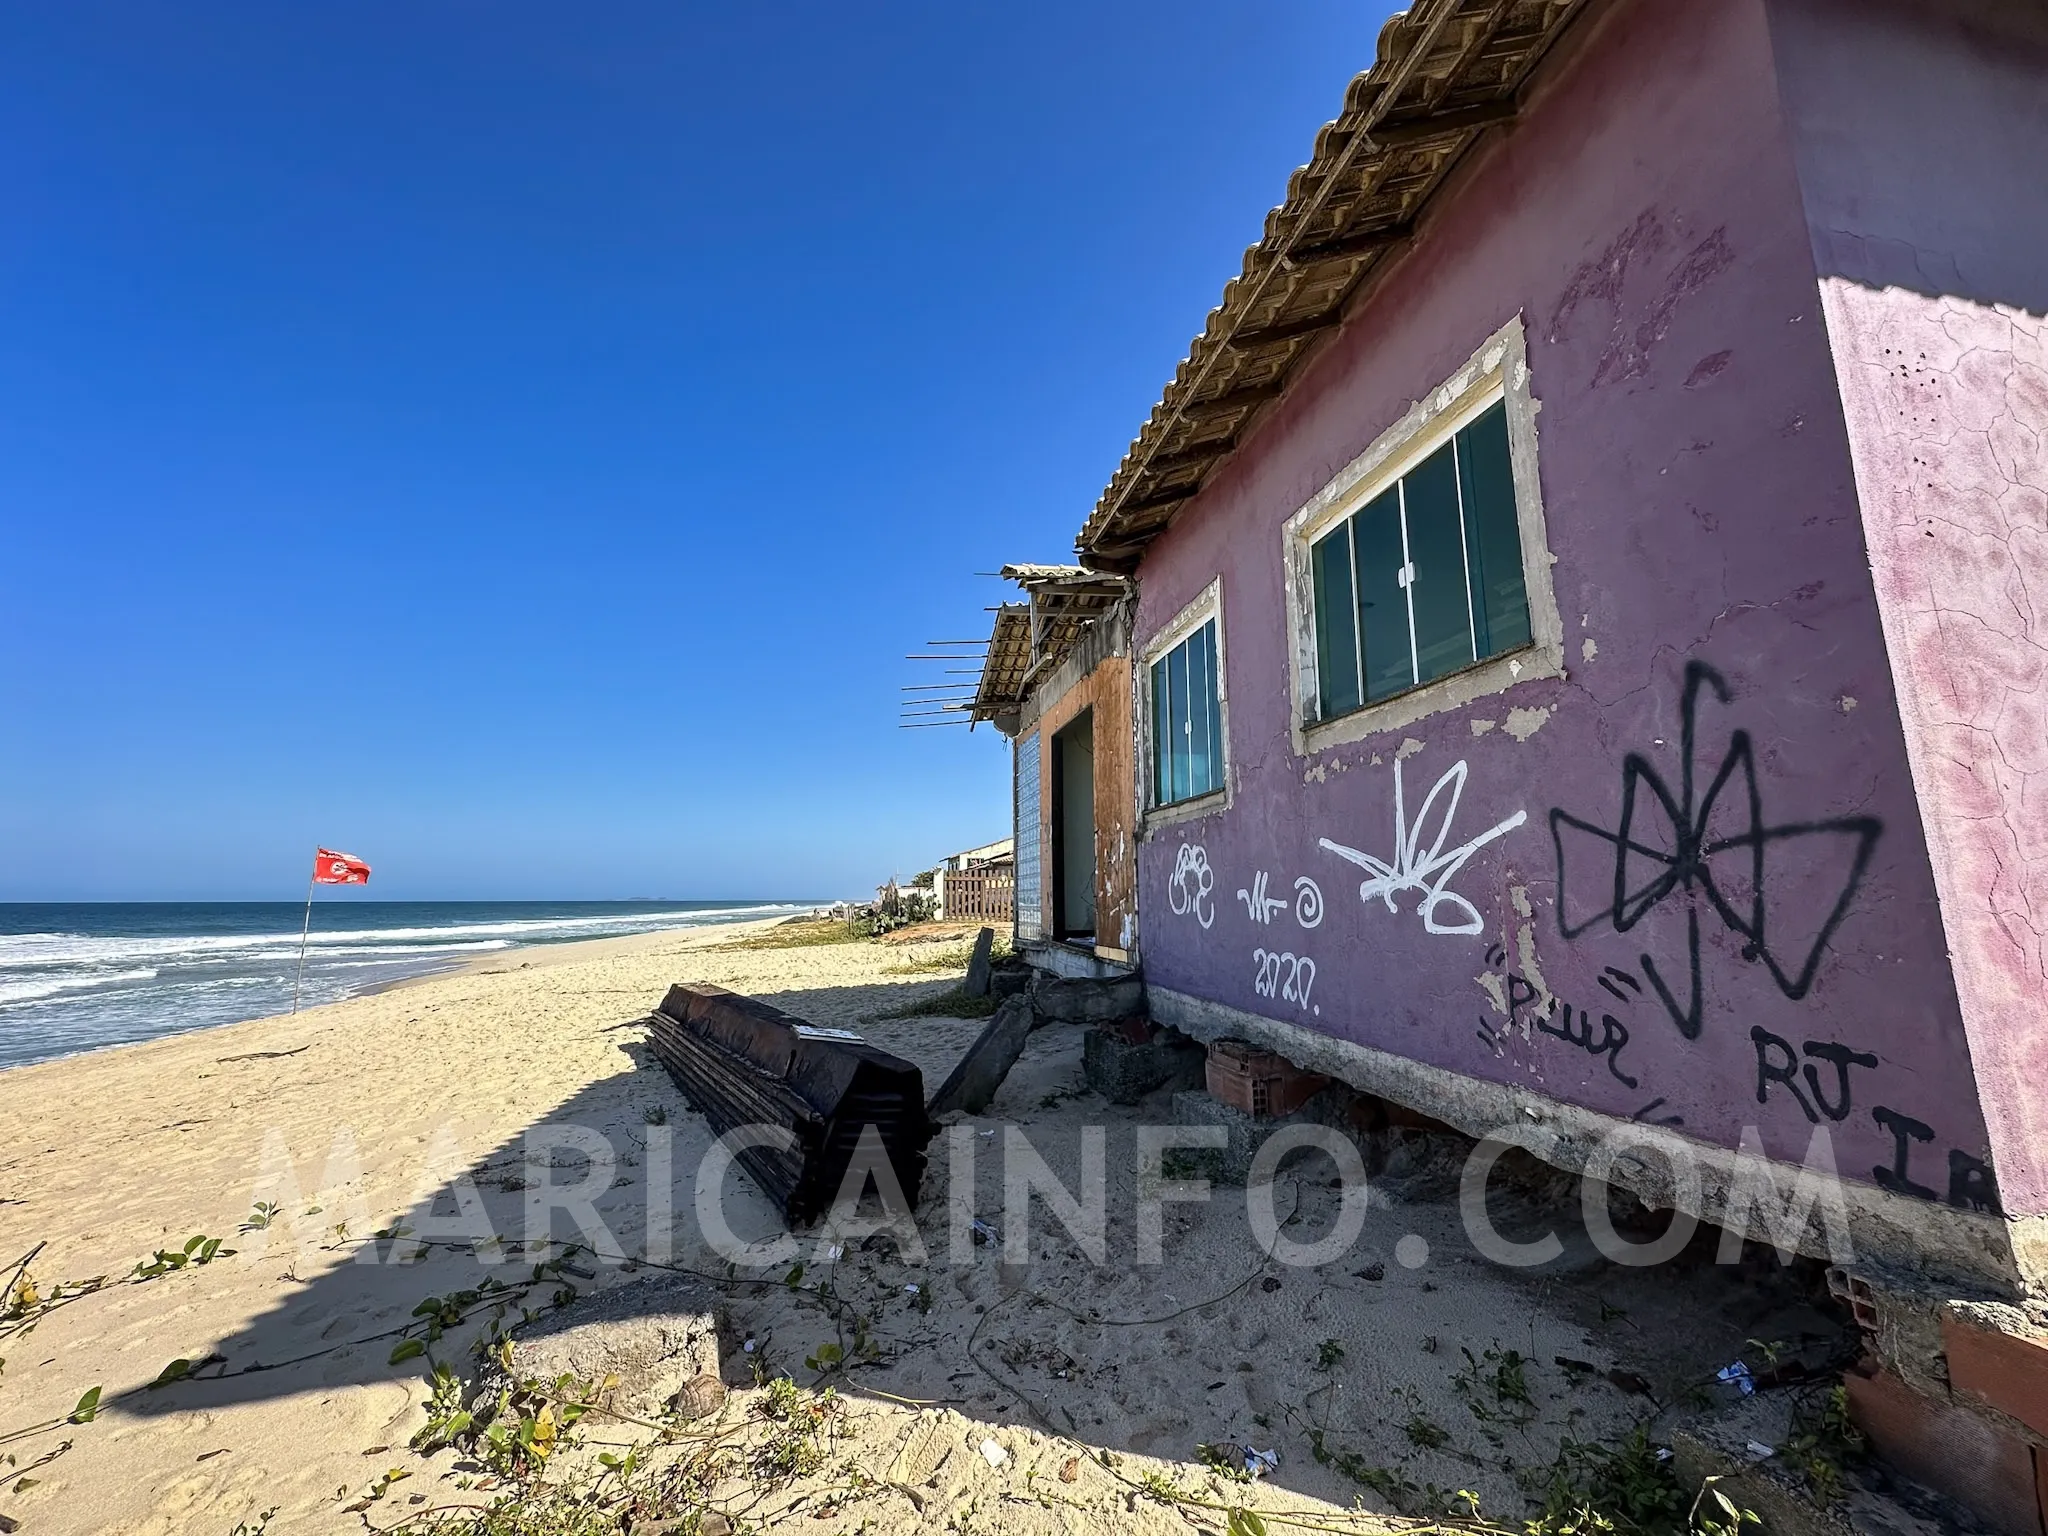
left=0, top=900, right=814, bottom=1070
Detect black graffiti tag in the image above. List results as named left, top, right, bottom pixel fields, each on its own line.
left=1538, top=1003, right=1637, bottom=1089
left=1870, top=1105, right=2003, bottom=1213
left=1752, top=1028, right=2000, bottom=1213
left=1800, top=1041, right=1879, bottom=1120
left=1550, top=660, right=1883, bottom=1039
left=1479, top=946, right=1638, bottom=1089
left=1872, top=1106, right=1938, bottom=1201
left=1751, top=1026, right=1879, bottom=1124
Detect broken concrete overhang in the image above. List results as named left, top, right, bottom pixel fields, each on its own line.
left=1074, top=0, right=1585, bottom=567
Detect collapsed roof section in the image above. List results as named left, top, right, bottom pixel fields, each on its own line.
left=968, top=564, right=1130, bottom=726
left=971, top=605, right=1032, bottom=724
left=1076, top=0, right=1585, bottom=572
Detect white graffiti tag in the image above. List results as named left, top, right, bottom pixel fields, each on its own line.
left=1240, top=870, right=1325, bottom=929
left=1293, top=876, right=1324, bottom=929
left=1253, top=949, right=1317, bottom=1009
left=1169, top=843, right=1216, bottom=930
left=1319, top=759, right=1526, bottom=936
left=1236, top=870, right=1289, bottom=924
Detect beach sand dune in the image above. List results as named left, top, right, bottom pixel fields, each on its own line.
left=0, top=922, right=1829, bottom=1534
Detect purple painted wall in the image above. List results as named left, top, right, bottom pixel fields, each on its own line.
left=1769, top=0, right=2048, bottom=1216
left=1132, top=0, right=1996, bottom=1211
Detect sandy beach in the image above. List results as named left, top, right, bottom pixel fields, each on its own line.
left=0, top=920, right=1833, bottom=1535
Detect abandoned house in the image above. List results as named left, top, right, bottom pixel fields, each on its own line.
left=964, top=0, right=2048, bottom=1528
left=970, top=562, right=1139, bottom=964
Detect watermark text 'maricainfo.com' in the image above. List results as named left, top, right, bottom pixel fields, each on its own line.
left=239, top=1117, right=1857, bottom=1274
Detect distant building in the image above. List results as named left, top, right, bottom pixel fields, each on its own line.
left=932, top=836, right=1016, bottom=924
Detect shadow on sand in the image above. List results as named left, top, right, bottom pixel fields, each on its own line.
left=113, top=969, right=1851, bottom=1518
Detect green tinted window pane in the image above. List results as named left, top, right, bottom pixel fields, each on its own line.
left=1456, top=401, right=1530, bottom=658
left=1151, top=655, right=1171, bottom=806
left=1196, top=622, right=1212, bottom=798
left=1404, top=440, right=1475, bottom=685
left=1352, top=486, right=1412, bottom=702
left=1186, top=626, right=1213, bottom=798
left=1193, top=621, right=1222, bottom=796
left=1179, top=638, right=1196, bottom=806
left=1311, top=523, right=1360, bottom=718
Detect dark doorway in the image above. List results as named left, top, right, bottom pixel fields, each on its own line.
left=1050, top=710, right=1096, bottom=942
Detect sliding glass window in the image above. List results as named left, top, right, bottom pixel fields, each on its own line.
left=1150, top=617, right=1222, bottom=807
left=1309, top=399, right=1529, bottom=719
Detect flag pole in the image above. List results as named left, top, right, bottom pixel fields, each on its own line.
left=291, top=858, right=315, bottom=1015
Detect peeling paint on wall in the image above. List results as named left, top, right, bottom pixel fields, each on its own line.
left=1548, top=206, right=1738, bottom=391
left=1508, top=883, right=1555, bottom=1015
left=1475, top=967, right=1510, bottom=1017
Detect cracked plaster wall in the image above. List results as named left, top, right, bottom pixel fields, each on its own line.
left=1767, top=0, right=2048, bottom=1216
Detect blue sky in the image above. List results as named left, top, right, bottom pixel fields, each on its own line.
left=0, top=2, right=1389, bottom=901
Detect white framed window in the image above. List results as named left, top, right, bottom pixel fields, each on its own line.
left=1138, top=578, right=1228, bottom=823
left=1284, top=315, right=1561, bottom=752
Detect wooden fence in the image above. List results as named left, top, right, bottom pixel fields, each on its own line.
left=942, top=862, right=1016, bottom=924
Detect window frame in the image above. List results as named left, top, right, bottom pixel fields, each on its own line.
left=1283, top=315, right=1562, bottom=756
left=1137, top=577, right=1229, bottom=827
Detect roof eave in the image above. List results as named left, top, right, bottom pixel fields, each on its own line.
left=1074, top=0, right=1592, bottom=569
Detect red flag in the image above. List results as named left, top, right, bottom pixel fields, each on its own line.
left=313, top=848, right=371, bottom=885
